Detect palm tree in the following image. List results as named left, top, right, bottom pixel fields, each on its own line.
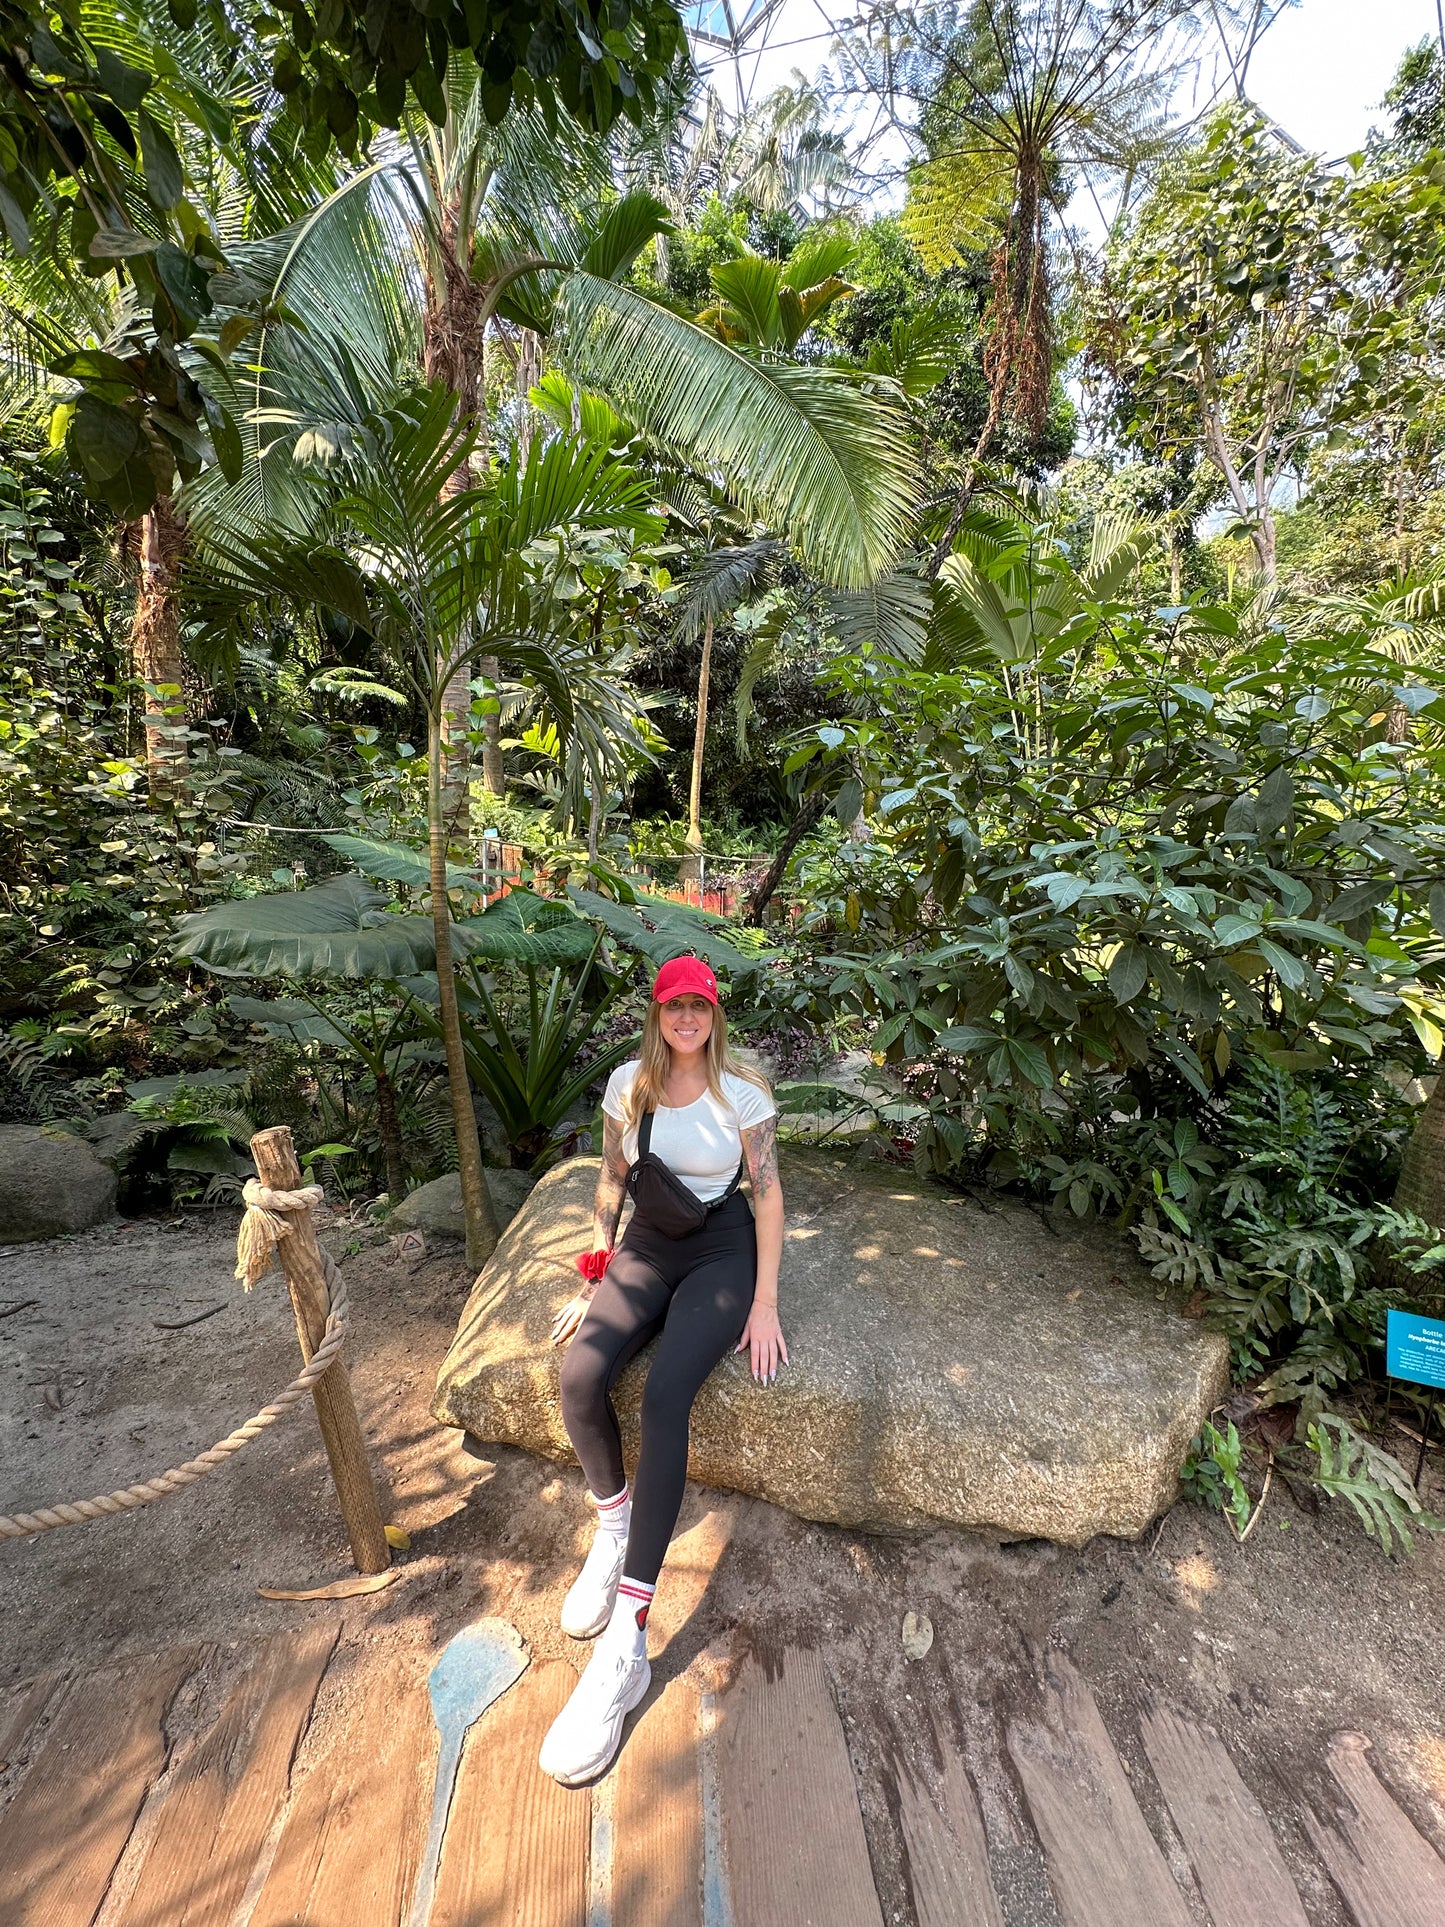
left=178, top=108, right=919, bottom=1261
left=932, top=494, right=1160, bottom=668
left=192, top=385, right=667, bottom=1262
left=849, top=0, right=1190, bottom=457
left=194, top=71, right=916, bottom=836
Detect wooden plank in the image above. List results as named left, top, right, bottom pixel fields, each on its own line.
left=613, top=1672, right=702, bottom=1927
left=248, top=1654, right=436, bottom=1927
left=1006, top=1652, right=1194, bottom=1927
left=1302, top=1730, right=1445, bottom=1927
left=645, top=1504, right=735, bottom=1660
left=718, top=1645, right=884, bottom=1927
left=0, top=1671, right=66, bottom=1771
left=1141, top=1703, right=1308, bottom=1927
left=0, top=1645, right=202, bottom=1927
left=430, top=1659, right=589, bottom=1927
left=896, top=1749, right=1005, bottom=1927
left=117, top=1624, right=337, bottom=1927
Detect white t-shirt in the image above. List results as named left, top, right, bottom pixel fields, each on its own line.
left=602, top=1060, right=776, bottom=1203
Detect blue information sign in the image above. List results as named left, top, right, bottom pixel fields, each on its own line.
left=1386, top=1309, right=1445, bottom=1391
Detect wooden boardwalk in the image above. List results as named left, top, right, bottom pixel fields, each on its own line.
left=1, top=1624, right=1442, bottom=1927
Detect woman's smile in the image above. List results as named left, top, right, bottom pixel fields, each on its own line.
left=660, top=993, right=714, bottom=1054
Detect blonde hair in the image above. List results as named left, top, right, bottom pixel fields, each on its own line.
left=620, top=995, right=771, bottom=1131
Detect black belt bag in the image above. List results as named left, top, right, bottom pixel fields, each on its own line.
left=625, top=1107, right=744, bottom=1238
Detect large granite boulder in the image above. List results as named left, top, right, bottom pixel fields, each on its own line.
left=431, top=1150, right=1230, bottom=1546
left=389, top=1168, right=536, bottom=1242
left=0, top=1125, right=118, bottom=1244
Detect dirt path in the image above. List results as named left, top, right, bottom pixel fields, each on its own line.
left=3, top=1212, right=1443, bottom=1925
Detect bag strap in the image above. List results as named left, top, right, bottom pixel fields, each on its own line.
left=713, top=1155, right=746, bottom=1208
left=638, top=1105, right=744, bottom=1208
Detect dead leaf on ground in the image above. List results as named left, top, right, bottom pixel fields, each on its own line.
left=902, top=1610, right=934, bottom=1661
left=383, top=1524, right=411, bottom=1550
left=258, top=1569, right=403, bottom=1602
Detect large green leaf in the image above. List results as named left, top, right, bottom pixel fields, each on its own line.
left=317, top=831, right=483, bottom=891
left=568, top=885, right=765, bottom=979
left=454, top=890, right=598, bottom=965
left=226, top=994, right=350, bottom=1046
left=173, top=874, right=439, bottom=978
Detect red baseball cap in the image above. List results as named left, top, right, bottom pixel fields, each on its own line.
left=652, top=955, right=719, bottom=1005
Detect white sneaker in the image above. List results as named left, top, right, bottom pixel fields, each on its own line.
left=561, top=1529, right=627, bottom=1639
left=538, top=1645, right=651, bottom=1786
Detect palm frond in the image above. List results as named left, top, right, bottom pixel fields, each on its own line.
left=556, top=274, right=918, bottom=589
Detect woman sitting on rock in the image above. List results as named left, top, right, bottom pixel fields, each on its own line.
left=540, top=952, right=785, bottom=1785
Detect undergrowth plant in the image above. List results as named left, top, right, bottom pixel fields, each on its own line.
left=1132, top=1061, right=1445, bottom=1410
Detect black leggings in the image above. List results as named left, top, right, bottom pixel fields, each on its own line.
left=558, top=1191, right=756, bottom=1587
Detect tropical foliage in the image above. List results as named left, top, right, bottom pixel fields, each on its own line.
left=6, top=4, right=1445, bottom=1550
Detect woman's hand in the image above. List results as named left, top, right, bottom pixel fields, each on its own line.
left=736, top=1300, right=788, bottom=1383
left=550, top=1286, right=596, bottom=1348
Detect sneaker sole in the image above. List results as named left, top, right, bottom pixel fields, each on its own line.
left=560, top=1606, right=612, bottom=1640
left=543, top=1662, right=651, bottom=1787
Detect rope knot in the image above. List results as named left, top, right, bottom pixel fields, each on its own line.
left=235, top=1178, right=325, bottom=1290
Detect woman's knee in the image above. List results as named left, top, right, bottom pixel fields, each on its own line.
left=638, top=1368, right=695, bottom=1438
left=559, top=1336, right=609, bottom=1422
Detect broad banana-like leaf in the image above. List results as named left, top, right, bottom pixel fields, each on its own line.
left=317, top=832, right=484, bottom=891
left=710, top=255, right=784, bottom=349
left=226, top=994, right=351, bottom=1047
left=568, top=885, right=765, bottom=978
left=453, top=890, right=599, bottom=965
left=174, top=874, right=441, bottom=978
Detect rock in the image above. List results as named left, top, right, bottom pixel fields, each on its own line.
left=390, top=1168, right=536, bottom=1242
left=0, top=1125, right=118, bottom=1244
left=431, top=1149, right=1231, bottom=1546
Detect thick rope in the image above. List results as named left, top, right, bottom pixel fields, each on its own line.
left=0, top=1180, right=344, bottom=1541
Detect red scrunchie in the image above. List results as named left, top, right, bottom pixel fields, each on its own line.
left=575, top=1247, right=614, bottom=1283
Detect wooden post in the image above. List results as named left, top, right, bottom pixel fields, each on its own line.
left=250, top=1126, right=391, bottom=1575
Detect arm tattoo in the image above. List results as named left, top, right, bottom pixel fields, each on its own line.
left=593, top=1112, right=629, bottom=1244
left=603, top=1112, right=630, bottom=1185
left=743, top=1114, right=779, bottom=1200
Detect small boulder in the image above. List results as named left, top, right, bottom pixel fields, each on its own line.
left=390, top=1168, right=535, bottom=1242
left=0, top=1125, right=118, bottom=1244
left=432, top=1150, right=1231, bottom=1546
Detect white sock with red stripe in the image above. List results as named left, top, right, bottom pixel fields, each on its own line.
left=602, top=1576, right=655, bottom=1658
left=592, top=1484, right=631, bottom=1542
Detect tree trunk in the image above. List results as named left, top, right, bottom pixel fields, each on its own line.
left=425, top=191, right=490, bottom=842
left=748, top=791, right=827, bottom=923
left=685, top=615, right=714, bottom=853
left=128, top=496, right=189, bottom=801
left=516, top=327, right=544, bottom=457
left=439, top=658, right=474, bottom=847
left=478, top=653, right=505, bottom=797
left=1395, top=1068, right=1445, bottom=1228
left=429, top=715, right=500, bottom=1268
left=372, top=1062, right=408, bottom=1204
left=587, top=768, right=604, bottom=869
left=1255, top=502, right=1277, bottom=583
